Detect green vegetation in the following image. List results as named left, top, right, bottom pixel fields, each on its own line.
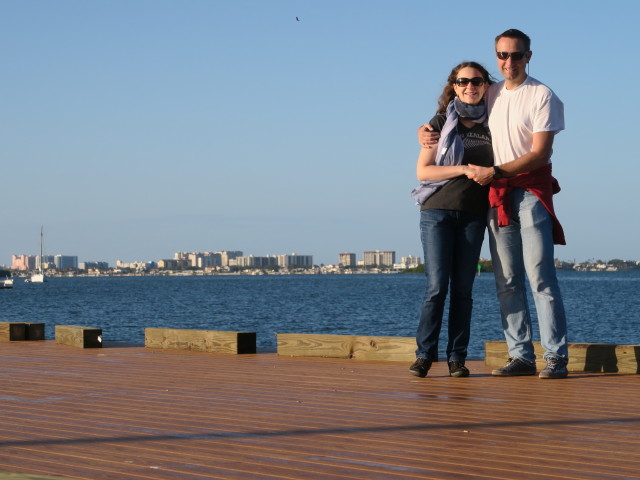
left=402, top=260, right=493, bottom=274
left=401, top=264, right=424, bottom=274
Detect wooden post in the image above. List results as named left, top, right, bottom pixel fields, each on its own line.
left=145, top=328, right=256, bottom=354
left=276, top=333, right=416, bottom=362
left=55, top=325, right=103, bottom=348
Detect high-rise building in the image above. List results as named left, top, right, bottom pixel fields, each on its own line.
left=11, top=254, right=36, bottom=271
left=363, top=250, right=396, bottom=267
left=200, top=252, right=222, bottom=268
left=277, top=254, right=313, bottom=268
left=381, top=251, right=396, bottom=266
left=236, top=255, right=278, bottom=268
left=54, top=255, right=78, bottom=270
left=339, top=252, right=356, bottom=267
left=218, top=251, right=243, bottom=267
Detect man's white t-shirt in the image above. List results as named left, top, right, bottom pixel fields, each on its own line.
left=485, top=76, right=564, bottom=166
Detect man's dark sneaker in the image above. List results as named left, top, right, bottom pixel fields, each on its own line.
left=448, top=361, right=470, bottom=377
left=539, top=357, right=568, bottom=379
left=491, top=357, right=537, bottom=376
left=409, top=358, right=432, bottom=377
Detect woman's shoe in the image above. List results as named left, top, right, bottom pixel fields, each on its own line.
left=448, top=361, right=470, bottom=377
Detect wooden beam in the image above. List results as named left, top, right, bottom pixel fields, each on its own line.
left=276, top=333, right=416, bottom=362
left=144, top=328, right=256, bottom=354
left=484, top=341, right=640, bottom=374
left=55, top=325, right=103, bottom=348
left=0, top=322, right=45, bottom=342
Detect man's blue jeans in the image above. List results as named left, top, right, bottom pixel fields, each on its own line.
left=416, top=209, right=486, bottom=362
left=488, top=188, right=568, bottom=362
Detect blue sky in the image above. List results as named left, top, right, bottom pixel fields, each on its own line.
left=1, top=0, right=637, bottom=266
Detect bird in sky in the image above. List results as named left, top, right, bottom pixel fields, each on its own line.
left=296, top=17, right=300, bottom=21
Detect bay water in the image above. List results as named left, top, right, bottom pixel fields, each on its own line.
left=2, top=270, right=638, bottom=359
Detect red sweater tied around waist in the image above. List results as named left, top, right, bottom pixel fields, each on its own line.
left=489, top=163, right=566, bottom=245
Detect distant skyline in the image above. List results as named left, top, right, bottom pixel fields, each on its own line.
left=6, top=243, right=637, bottom=270
left=2, top=1, right=639, bottom=267
left=8, top=247, right=413, bottom=268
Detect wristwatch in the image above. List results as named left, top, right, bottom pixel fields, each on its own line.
left=492, top=166, right=504, bottom=180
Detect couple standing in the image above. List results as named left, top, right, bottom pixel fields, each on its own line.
left=410, top=28, right=569, bottom=379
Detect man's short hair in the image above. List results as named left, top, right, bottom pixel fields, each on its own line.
left=495, top=28, right=531, bottom=51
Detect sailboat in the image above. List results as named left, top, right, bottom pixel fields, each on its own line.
left=26, top=226, right=46, bottom=283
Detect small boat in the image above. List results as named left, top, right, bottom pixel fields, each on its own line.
left=26, top=273, right=45, bottom=283
left=26, top=226, right=47, bottom=283
left=0, top=269, right=14, bottom=289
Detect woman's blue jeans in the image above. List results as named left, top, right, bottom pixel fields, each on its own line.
left=487, top=188, right=568, bottom=362
left=416, top=209, right=486, bottom=362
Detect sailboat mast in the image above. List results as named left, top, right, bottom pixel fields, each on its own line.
left=39, top=225, right=44, bottom=273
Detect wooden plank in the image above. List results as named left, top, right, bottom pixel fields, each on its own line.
left=144, top=328, right=256, bottom=354
left=484, top=341, right=640, bottom=374
left=54, top=325, right=103, bottom=348
left=0, top=323, right=26, bottom=342
left=277, top=333, right=416, bottom=361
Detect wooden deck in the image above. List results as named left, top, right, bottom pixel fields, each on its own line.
left=0, top=341, right=638, bottom=480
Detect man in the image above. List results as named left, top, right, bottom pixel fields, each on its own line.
left=418, top=28, right=569, bottom=379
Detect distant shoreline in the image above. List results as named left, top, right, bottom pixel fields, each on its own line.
left=8, top=265, right=640, bottom=279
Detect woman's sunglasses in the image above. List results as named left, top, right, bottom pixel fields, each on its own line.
left=454, top=77, right=485, bottom=87
left=496, top=51, right=528, bottom=61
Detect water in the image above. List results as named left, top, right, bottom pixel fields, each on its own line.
left=2, top=270, right=639, bottom=359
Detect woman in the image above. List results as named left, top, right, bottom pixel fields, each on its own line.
left=409, top=61, right=494, bottom=378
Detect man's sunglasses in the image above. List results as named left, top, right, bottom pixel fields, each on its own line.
left=496, top=51, right=528, bottom=61
left=454, top=77, right=486, bottom=87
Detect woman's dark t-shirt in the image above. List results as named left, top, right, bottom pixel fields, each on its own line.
left=421, top=113, right=494, bottom=216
